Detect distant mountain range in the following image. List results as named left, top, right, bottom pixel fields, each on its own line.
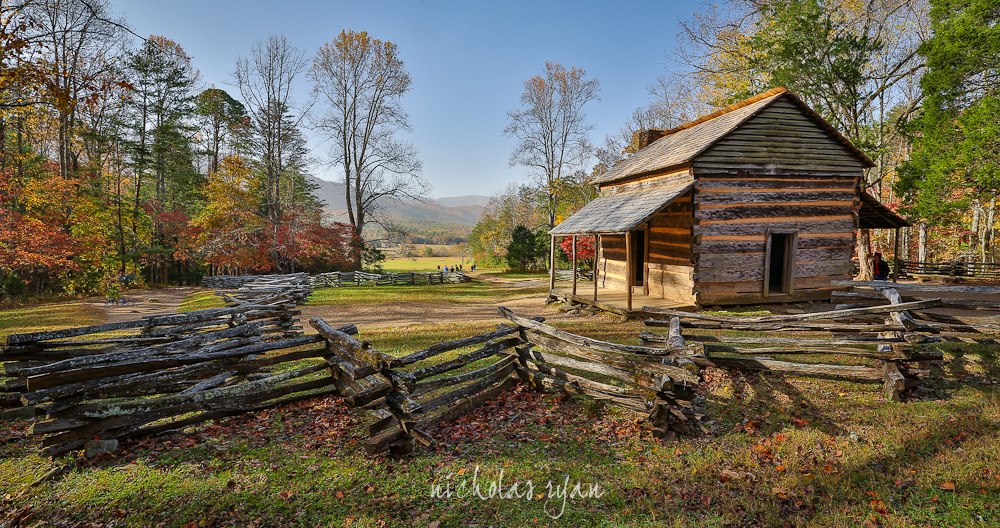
left=306, top=176, right=489, bottom=239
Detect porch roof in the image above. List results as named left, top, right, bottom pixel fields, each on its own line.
left=549, top=179, right=693, bottom=235
left=859, top=192, right=910, bottom=229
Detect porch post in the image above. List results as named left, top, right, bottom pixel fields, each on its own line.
left=549, top=234, right=556, bottom=291
left=892, top=227, right=900, bottom=283
left=626, top=231, right=633, bottom=313
left=593, top=234, right=600, bottom=302
left=571, top=235, right=578, bottom=296
left=643, top=223, right=650, bottom=296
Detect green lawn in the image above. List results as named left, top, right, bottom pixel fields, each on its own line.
left=179, top=290, right=226, bottom=312
left=0, top=300, right=104, bottom=340
left=307, top=280, right=547, bottom=306
left=382, top=256, right=473, bottom=272
left=2, top=282, right=999, bottom=526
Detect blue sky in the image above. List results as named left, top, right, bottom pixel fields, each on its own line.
left=111, top=0, right=704, bottom=198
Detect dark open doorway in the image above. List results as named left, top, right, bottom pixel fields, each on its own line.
left=765, top=232, right=795, bottom=296
left=631, top=230, right=645, bottom=287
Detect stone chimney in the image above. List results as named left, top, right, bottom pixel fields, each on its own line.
left=636, top=129, right=667, bottom=149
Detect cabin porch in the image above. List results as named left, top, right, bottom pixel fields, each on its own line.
left=549, top=285, right=695, bottom=318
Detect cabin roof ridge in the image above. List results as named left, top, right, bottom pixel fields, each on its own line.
left=593, top=87, right=873, bottom=186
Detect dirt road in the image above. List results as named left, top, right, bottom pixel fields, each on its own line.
left=91, top=287, right=200, bottom=323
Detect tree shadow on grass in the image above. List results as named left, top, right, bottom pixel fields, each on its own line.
left=703, top=369, right=850, bottom=438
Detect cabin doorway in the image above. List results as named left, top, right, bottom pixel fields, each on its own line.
left=631, top=230, right=645, bottom=287
left=764, top=231, right=796, bottom=296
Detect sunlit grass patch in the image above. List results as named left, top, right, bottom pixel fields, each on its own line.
left=307, top=281, right=547, bottom=306
left=0, top=301, right=104, bottom=340
left=178, top=290, right=225, bottom=312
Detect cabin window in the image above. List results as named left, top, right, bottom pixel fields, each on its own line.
left=631, top=230, right=645, bottom=287
left=764, top=231, right=796, bottom=296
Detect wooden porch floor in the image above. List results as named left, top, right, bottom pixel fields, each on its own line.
left=551, top=285, right=695, bottom=318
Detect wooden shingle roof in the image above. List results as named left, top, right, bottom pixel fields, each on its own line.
left=549, top=178, right=694, bottom=235
left=859, top=192, right=910, bottom=229
left=594, top=88, right=875, bottom=186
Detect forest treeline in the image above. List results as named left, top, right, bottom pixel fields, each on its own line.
left=0, top=0, right=423, bottom=298
left=470, top=0, right=1000, bottom=280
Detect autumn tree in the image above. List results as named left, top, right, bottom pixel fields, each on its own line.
left=28, top=0, right=126, bottom=179
left=185, top=155, right=266, bottom=273
left=469, top=183, right=546, bottom=268
left=506, top=62, right=599, bottom=229
left=898, top=0, right=1000, bottom=262
left=124, top=35, right=201, bottom=284
left=309, top=29, right=424, bottom=253
left=234, top=34, right=313, bottom=270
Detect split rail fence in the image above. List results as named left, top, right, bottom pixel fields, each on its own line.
left=311, top=307, right=707, bottom=454
left=205, top=273, right=312, bottom=307
left=637, top=286, right=999, bottom=401
left=897, top=261, right=1000, bottom=281
left=0, top=305, right=340, bottom=455
left=7, top=286, right=990, bottom=458
left=310, top=271, right=470, bottom=288
left=3, top=304, right=710, bottom=457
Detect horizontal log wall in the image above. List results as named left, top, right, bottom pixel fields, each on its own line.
left=688, top=97, right=864, bottom=306
left=691, top=96, right=867, bottom=176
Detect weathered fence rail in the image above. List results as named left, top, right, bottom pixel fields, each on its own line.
left=898, top=260, right=1000, bottom=281
left=310, top=271, right=470, bottom=288
left=208, top=273, right=312, bottom=307
left=554, top=269, right=594, bottom=282
left=638, top=287, right=967, bottom=402
left=0, top=305, right=338, bottom=454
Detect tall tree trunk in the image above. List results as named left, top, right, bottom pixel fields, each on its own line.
left=918, top=223, right=928, bottom=262
left=856, top=229, right=873, bottom=280
left=985, top=197, right=996, bottom=263
left=971, top=202, right=981, bottom=258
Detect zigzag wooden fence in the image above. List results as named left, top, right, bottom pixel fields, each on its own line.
left=310, top=307, right=707, bottom=454
left=9, top=287, right=984, bottom=459
left=206, top=273, right=313, bottom=306
left=0, top=305, right=352, bottom=455
left=310, top=271, right=470, bottom=288
left=636, top=287, right=983, bottom=402
left=898, top=260, right=1000, bottom=281
left=3, top=303, right=711, bottom=458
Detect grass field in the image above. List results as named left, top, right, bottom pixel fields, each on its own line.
left=1, top=281, right=998, bottom=527
left=382, top=256, right=474, bottom=272
left=178, top=290, right=226, bottom=312
left=307, top=280, right=547, bottom=307
left=0, top=300, right=103, bottom=340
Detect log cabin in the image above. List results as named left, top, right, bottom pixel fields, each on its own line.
left=549, top=87, right=908, bottom=312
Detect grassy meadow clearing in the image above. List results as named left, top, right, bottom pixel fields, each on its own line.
left=1, top=278, right=998, bottom=527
